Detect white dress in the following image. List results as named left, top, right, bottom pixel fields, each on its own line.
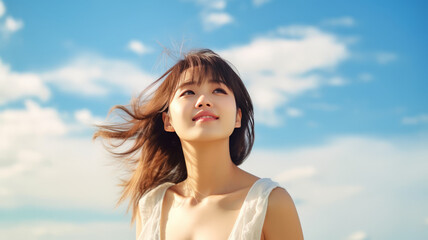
left=137, top=178, right=281, bottom=240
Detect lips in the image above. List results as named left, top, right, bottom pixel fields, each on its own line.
left=192, top=110, right=219, bottom=121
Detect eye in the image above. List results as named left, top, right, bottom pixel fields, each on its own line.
left=180, top=90, right=195, bottom=96
left=213, top=88, right=227, bottom=94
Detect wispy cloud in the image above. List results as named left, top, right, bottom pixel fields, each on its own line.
left=187, top=0, right=233, bottom=31
left=242, top=133, right=428, bottom=227
left=41, top=53, right=154, bottom=96
left=327, top=76, right=347, bottom=86
left=1, top=52, right=156, bottom=104
left=0, top=102, right=118, bottom=210
left=74, top=108, right=103, bottom=126
left=4, top=16, right=23, bottom=32
left=322, top=16, right=356, bottom=27
left=0, top=221, right=133, bottom=240
left=346, top=231, right=368, bottom=240
left=188, top=0, right=227, bottom=10
left=0, top=101, right=68, bottom=180
left=0, top=149, right=45, bottom=178
left=402, top=114, right=428, bottom=125
left=0, top=58, right=49, bottom=105
left=375, top=52, right=397, bottom=64
left=127, top=40, right=151, bottom=56
left=285, top=107, right=303, bottom=117
left=0, top=100, right=67, bottom=140
left=0, top=1, right=24, bottom=37
left=253, top=0, right=271, bottom=7
left=0, top=0, right=5, bottom=18
left=202, top=12, right=233, bottom=31
left=274, top=166, right=316, bottom=183
left=219, top=25, right=349, bottom=125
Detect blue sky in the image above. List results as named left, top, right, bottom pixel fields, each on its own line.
left=0, top=0, right=427, bottom=239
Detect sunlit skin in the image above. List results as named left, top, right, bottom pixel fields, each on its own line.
left=136, top=68, right=304, bottom=239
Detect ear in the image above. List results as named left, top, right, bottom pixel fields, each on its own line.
left=162, top=112, right=175, bottom=132
left=235, top=108, right=242, bottom=128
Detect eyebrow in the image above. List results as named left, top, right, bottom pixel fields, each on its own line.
left=176, top=79, right=224, bottom=90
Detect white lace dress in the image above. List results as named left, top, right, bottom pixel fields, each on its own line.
left=137, top=178, right=281, bottom=240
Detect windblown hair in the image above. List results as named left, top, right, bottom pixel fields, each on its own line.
left=93, top=49, right=254, bottom=222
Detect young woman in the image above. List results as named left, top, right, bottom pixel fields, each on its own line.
left=94, top=49, right=304, bottom=239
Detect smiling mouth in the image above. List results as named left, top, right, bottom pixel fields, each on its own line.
left=192, top=116, right=219, bottom=121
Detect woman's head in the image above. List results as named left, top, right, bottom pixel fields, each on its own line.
left=154, top=49, right=255, bottom=164
left=93, top=48, right=254, bottom=222
left=162, top=67, right=242, bottom=143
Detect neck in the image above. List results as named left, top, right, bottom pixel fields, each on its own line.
left=180, top=138, right=239, bottom=198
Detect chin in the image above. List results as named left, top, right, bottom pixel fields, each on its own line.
left=182, top=132, right=232, bottom=142
left=176, top=127, right=235, bottom=142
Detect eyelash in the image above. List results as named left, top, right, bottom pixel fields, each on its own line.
left=213, top=88, right=227, bottom=94
left=181, top=88, right=227, bottom=96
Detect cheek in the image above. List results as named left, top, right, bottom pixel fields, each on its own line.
left=169, top=101, right=190, bottom=124
left=223, top=98, right=238, bottom=122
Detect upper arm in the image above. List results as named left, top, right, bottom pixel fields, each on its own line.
left=135, top=206, right=142, bottom=240
left=262, top=187, right=304, bottom=240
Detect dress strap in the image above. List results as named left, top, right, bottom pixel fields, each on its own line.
left=138, top=182, right=175, bottom=240
left=229, top=178, right=281, bottom=240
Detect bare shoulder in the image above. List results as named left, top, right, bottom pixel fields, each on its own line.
left=267, top=187, right=294, bottom=210
left=262, top=187, right=304, bottom=240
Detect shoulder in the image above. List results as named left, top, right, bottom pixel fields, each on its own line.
left=139, top=182, right=174, bottom=205
left=267, top=187, right=294, bottom=209
left=262, top=187, right=304, bottom=240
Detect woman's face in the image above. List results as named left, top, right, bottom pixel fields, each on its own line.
left=162, top=68, right=242, bottom=142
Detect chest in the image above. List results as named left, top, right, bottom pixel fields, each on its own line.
left=159, top=190, right=250, bottom=240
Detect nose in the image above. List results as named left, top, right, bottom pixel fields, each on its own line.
left=195, top=94, right=212, bottom=108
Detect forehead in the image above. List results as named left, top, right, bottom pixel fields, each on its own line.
left=175, top=66, right=228, bottom=90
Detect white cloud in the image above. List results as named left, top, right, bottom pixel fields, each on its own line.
left=0, top=221, right=133, bottom=240
left=375, top=52, right=397, bottom=64
left=127, top=40, right=151, bottom=55
left=0, top=102, right=119, bottom=210
left=210, top=0, right=226, bottom=9
left=327, top=76, right=347, bottom=86
left=274, top=166, right=316, bottom=183
left=0, top=102, right=102, bottom=210
left=241, top=134, right=428, bottom=238
left=0, top=101, right=67, bottom=180
left=402, top=114, right=428, bottom=125
left=285, top=107, right=303, bottom=117
left=322, top=16, right=356, bottom=27
left=41, top=53, right=154, bottom=96
left=188, top=0, right=227, bottom=10
left=74, top=108, right=103, bottom=126
left=346, top=231, right=368, bottom=240
left=0, top=58, right=50, bottom=105
left=0, top=149, right=44, bottom=178
left=219, top=25, right=349, bottom=125
left=187, top=0, right=232, bottom=30
left=0, top=1, right=24, bottom=37
left=0, top=100, right=67, bottom=141
left=253, top=0, right=271, bottom=7
left=1, top=53, right=155, bottom=104
left=202, top=12, right=233, bottom=31
left=0, top=0, right=5, bottom=18
left=4, top=16, right=23, bottom=32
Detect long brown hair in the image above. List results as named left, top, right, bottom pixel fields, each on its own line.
left=93, top=49, right=254, bottom=222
